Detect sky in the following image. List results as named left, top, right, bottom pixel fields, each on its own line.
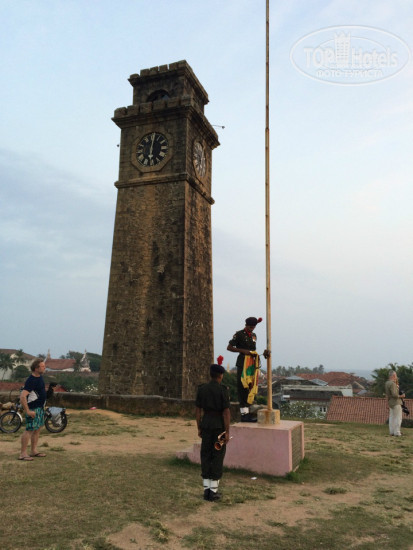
left=1, top=0, right=412, bottom=377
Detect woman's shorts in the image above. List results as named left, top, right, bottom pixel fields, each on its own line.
left=25, top=408, right=45, bottom=431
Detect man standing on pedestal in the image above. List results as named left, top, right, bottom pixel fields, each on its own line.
left=227, top=316, right=270, bottom=422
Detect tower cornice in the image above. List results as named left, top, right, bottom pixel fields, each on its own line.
left=114, top=172, right=215, bottom=205
left=112, top=99, right=219, bottom=149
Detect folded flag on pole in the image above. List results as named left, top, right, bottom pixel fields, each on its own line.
left=241, top=351, right=261, bottom=405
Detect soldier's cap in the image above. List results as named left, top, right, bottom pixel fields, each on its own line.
left=210, top=355, right=225, bottom=376
left=245, top=316, right=263, bottom=327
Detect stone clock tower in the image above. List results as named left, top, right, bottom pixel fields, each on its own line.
left=99, top=61, right=219, bottom=399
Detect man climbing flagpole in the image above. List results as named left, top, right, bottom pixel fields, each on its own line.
left=226, top=1, right=274, bottom=424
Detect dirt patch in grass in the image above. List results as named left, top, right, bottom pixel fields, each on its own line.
left=1, top=409, right=412, bottom=550
left=106, top=484, right=365, bottom=550
left=66, top=409, right=197, bottom=455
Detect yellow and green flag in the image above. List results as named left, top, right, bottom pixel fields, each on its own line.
left=241, top=351, right=261, bottom=405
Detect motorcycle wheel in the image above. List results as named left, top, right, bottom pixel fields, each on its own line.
left=44, top=412, right=67, bottom=433
left=0, top=411, right=22, bottom=433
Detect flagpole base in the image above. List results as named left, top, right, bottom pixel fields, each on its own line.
left=177, top=419, right=305, bottom=476
left=257, top=408, right=280, bottom=425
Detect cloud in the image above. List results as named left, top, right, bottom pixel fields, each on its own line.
left=0, top=149, right=114, bottom=356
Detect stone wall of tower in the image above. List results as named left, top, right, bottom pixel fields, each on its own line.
left=99, top=61, right=219, bottom=399
left=181, top=182, right=213, bottom=397
left=100, top=180, right=187, bottom=397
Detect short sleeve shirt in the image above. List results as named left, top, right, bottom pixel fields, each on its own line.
left=23, top=375, right=46, bottom=410
left=196, top=380, right=230, bottom=430
left=228, top=329, right=257, bottom=367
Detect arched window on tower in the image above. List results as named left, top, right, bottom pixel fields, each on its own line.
left=147, top=89, right=170, bottom=102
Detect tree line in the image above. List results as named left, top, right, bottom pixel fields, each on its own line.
left=2, top=352, right=412, bottom=399
left=271, top=364, right=325, bottom=377
left=0, top=349, right=29, bottom=381
left=59, top=351, right=102, bottom=373
left=372, top=364, right=413, bottom=398
left=0, top=349, right=102, bottom=393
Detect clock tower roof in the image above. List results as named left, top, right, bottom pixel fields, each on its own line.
left=128, top=60, right=209, bottom=113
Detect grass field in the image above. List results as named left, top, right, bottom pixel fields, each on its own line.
left=0, top=410, right=412, bottom=550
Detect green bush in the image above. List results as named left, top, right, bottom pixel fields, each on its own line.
left=12, top=365, right=30, bottom=381
left=44, top=373, right=98, bottom=393
left=223, top=371, right=237, bottom=401
left=87, top=352, right=102, bottom=372
left=281, top=401, right=325, bottom=419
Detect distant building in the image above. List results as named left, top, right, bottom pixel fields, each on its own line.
left=44, top=349, right=91, bottom=373
left=259, top=372, right=369, bottom=416
left=79, top=350, right=91, bottom=373
left=327, top=395, right=412, bottom=425
left=0, top=349, right=37, bottom=380
left=279, top=384, right=353, bottom=416
left=0, top=348, right=92, bottom=379
left=45, top=358, right=76, bottom=373
left=296, top=372, right=368, bottom=395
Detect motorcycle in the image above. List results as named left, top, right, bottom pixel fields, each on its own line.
left=0, top=383, right=67, bottom=434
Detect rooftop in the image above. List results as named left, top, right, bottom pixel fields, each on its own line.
left=327, top=396, right=413, bottom=424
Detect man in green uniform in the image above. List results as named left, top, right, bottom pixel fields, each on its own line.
left=227, top=316, right=270, bottom=422
left=195, top=358, right=230, bottom=501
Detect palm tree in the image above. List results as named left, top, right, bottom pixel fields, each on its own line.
left=13, top=348, right=25, bottom=367
left=371, top=366, right=391, bottom=396
left=0, top=352, right=14, bottom=380
left=372, top=363, right=413, bottom=398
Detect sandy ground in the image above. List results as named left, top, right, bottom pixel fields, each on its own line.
left=2, top=409, right=411, bottom=550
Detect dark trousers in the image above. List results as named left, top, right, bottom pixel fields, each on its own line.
left=200, top=428, right=226, bottom=480
left=237, top=366, right=250, bottom=408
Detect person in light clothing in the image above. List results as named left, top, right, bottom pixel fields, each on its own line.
left=384, top=370, right=404, bottom=437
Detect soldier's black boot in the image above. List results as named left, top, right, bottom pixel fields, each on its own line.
left=203, top=488, right=211, bottom=500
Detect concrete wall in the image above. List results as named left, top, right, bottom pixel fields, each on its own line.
left=0, top=391, right=239, bottom=421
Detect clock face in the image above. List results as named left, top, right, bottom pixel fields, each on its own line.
left=136, top=132, right=168, bottom=167
left=193, top=141, right=206, bottom=178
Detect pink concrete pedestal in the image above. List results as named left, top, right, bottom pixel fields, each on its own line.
left=177, top=420, right=305, bottom=477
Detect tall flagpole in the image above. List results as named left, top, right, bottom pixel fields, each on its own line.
left=265, top=0, right=273, bottom=414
